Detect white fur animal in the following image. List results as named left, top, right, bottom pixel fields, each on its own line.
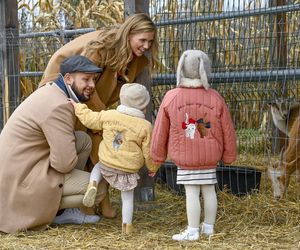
left=182, top=113, right=196, bottom=139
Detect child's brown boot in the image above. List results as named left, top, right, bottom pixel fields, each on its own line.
left=83, top=181, right=97, bottom=207
left=122, top=223, right=134, bottom=234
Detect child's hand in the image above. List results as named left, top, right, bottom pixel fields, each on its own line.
left=67, top=98, right=76, bottom=107
left=148, top=172, right=156, bottom=177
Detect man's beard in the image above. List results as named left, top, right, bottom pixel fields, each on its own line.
left=71, top=84, right=90, bottom=102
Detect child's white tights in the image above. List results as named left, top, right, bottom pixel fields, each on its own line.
left=184, top=184, right=217, bottom=228
left=90, top=163, right=102, bottom=184
left=121, top=189, right=134, bottom=224
left=90, top=163, right=134, bottom=224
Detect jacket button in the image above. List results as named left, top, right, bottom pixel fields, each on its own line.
left=59, top=184, right=63, bottom=188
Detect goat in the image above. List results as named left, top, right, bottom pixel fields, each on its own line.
left=269, top=99, right=300, bottom=137
left=268, top=106, right=300, bottom=199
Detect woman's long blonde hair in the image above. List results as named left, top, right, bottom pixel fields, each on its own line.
left=85, top=13, right=159, bottom=79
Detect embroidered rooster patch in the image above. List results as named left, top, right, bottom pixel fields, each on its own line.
left=182, top=113, right=211, bottom=139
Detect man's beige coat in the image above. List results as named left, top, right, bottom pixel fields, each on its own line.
left=40, top=31, right=149, bottom=164
left=0, top=84, right=78, bottom=233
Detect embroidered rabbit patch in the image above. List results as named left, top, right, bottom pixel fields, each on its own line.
left=182, top=115, right=197, bottom=139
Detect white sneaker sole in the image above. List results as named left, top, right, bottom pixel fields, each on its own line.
left=172, top=233, right=199, bottom=241
left=83, top=186, right=97, bottom=207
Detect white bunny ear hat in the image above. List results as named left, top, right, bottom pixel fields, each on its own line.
left=176, top=50, right=212, bottom=89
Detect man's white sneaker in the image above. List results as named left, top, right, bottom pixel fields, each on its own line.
left=172, top=228, right=199, bottom=241
left=201, top=223, right=214, bottom=236
left=52, top=208, right=101, bottom=225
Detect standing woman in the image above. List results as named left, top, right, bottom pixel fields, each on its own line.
left=40, top=13, right=159, bottom=217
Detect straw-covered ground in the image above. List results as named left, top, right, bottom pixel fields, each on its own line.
left=1, top=169, right=300, bottom=250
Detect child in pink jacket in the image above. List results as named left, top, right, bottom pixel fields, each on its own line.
left=150, top=50, right=237, bottom=241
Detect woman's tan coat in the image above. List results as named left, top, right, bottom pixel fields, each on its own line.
left=40, top=31, right=149, bottom=164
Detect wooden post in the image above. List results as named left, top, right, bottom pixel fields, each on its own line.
left=270, top=0, right=288, bottom=154
left=0, top=0, right=20, bottom=128
left=124, top=0, right=154, bottom=202
left=124, top=0, right=149, bottom=17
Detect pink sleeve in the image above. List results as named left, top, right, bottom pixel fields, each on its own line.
left=150, top=96, right=170, bottom=164
left=220, top=102, right=237, bottom=164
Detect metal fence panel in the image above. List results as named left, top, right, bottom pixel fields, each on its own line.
left=0, top=0, right=299, bottom=198
left=149, top=0, right=300, bottom=198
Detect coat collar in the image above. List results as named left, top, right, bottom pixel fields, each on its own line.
left=177, top=77, right=210, bottom=89
left=54, top=74, right=80, bottom=103
left=116, top=105, right=145, bottom=119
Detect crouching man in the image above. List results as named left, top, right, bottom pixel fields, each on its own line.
left=0, top=55, right=106, bottom=233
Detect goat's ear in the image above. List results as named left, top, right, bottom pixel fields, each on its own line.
left=176, top=52, right=186, bottom=86
left=269, top=102, right=281, bottom=112
left=268, top=97, right=280, bottom=106
left=268, top=99, right=277, bottom=106
left=279, top=147, right=285, bottom=162
left=268, top=93, right=282, bottom=106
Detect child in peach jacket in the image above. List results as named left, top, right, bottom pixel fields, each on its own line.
left=150, top=50, right=237, bottom=241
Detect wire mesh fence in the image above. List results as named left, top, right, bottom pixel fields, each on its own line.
left=0, top=28, right=94, bottom=129
left=0, top=0, right=300, bottom=198
left=149, top=0, right=300, bottom=198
